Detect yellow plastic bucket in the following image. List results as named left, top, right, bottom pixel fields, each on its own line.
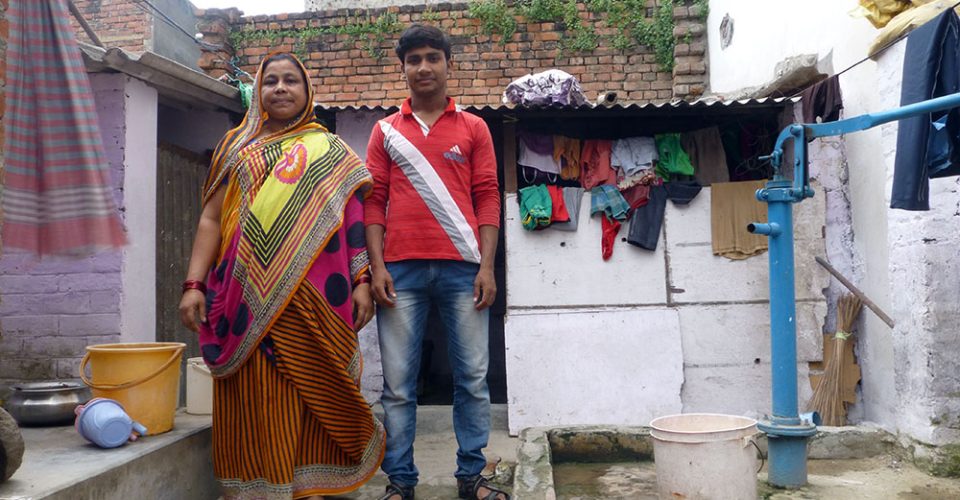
left=79, top=342, right=185, bottom=436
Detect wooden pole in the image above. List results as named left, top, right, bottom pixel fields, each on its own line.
left=815, top=256, right=895, bottom=329
left=67, top=0, right=105, bottom=48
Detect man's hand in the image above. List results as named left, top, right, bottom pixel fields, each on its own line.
left=371, top=266, right=397, bottom=307
left=178, top=289, right=206, bottom=333
left=473, top=267, right=497, bottom=310
left=353, top=283, right=375, bottom=331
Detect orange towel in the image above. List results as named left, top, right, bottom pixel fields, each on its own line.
left=553, top=136, right=581, bottom=180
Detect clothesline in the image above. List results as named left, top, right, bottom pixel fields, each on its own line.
left=788, top=0, right=960, bottom=99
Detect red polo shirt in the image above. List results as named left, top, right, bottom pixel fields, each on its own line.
left=364, top=97, right=500, bottom=264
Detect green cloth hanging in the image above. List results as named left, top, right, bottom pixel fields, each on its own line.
left=238, top=82, right=253, bottom=110
left=519, top=185, right=552, bottom=231
left=655, top=133, right=695, bottom=180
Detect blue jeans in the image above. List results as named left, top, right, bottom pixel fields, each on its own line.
left=378, top=260, right=491, bottom=487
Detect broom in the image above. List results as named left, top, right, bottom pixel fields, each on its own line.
left=808, top=293, right=863, bottom=426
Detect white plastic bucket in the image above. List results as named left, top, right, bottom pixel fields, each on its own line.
left=650, top=413, right=759, bottom=500
left=185, top=357, right=212, bottom=415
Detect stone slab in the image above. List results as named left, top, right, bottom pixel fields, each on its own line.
left=0, top=412, right=216, bottom=500
left=504, top=308, right=683, bottom=435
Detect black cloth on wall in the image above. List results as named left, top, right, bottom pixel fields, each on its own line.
left=891, top=9, right=960, bottom=211
left=800, top=76, right=843, bottom=124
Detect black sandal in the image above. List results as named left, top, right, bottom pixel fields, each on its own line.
left=379, top=483, right=415, bottom=500
left=457, top=474, right=511, bottom=500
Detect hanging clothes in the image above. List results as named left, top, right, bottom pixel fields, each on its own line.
left=3, top=0, right=127, bottom=254
left=518, top=165, right=560, bottom=188
left=681, top=126, right=730, bottom=185
left=800, top=75, right=844, bottom=124
left=518, top=131, right=561, bottom=174
left=601, top=216, right=622, bottom=261
left=581, top=139, right=618, bottom=190
left=519, top=184, right=552, bottom=230
left=721, top=122, right=775, bottom=182
left=891, top=9, right=960, bottom=210
left=626, top=180, right=703, bottom=251
left=546, top=185, right=570, bottom=223
left=590, top=185, right=630, bottom=221
left=620, top=183, right=651, bottom=210
left=611, top=137, right=658, bottom=177
left=550, top=187, right=584, bottom=232
left=553, top=136, right=581, bottom=180
left=654, top=133, right=695, bottom=179
left=626, top=185, right=668, bottom=251
left=664, top=179, right=703, bottom=204
left=710, top=180, right=769, bottom=259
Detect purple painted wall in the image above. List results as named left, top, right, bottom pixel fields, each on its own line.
left=0, top=73, right=128, bottom=383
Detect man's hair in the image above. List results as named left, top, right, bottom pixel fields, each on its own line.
left=395, top=24, right=452, bottom=63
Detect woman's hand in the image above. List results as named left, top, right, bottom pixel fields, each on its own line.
left=179, top=290, right=206, bottom=333
left=353, top=283, right=375, bottom=332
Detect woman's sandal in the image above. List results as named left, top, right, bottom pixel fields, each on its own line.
left=378, top=483, right=415, bottom=500
left=457, top=475, right=511, bottom=500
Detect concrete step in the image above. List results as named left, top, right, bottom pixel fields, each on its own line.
left=0, top=412, right=216, bottom=500
left=0, top=405, right=515, bottom=500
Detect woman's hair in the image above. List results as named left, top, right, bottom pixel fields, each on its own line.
left=261, top=52, right=309, bottom=87
left=395, top=24, right=451, bottom=63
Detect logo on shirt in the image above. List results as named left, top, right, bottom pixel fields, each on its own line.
left=444, top=144, right=466, bottom=164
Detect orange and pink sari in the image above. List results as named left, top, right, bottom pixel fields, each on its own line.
left=197, top=54, right=384, bottom=499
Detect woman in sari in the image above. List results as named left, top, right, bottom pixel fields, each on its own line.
left=179, top=52, right=384, bottom=499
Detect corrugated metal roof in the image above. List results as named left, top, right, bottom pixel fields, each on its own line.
left=315, top=96, right=798, bottom=113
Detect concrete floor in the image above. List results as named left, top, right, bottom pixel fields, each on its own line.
left=0, top=406, right=516, bottom=500
left=5, top=407, right=960, bottom=499
left=551, top=456, right=960, bottom=499
left=337, top=404, right=519, bottom=499
left=764, top=456, right=960, bottom=499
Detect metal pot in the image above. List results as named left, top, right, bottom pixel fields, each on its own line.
left=2, top=381, right=92, bottom=426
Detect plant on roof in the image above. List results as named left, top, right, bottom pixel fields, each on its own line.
left=468, top=0, right=518, bottom=43
left=228, top=12, right=401, bottom=60
left=466, top=0, right=708, bottom=72
left=421, top=7, right=442, bottom=24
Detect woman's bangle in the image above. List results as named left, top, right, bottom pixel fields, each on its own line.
left=355, top=274, right=371, bottom=286
left=182, top=280, right=207, bottom=295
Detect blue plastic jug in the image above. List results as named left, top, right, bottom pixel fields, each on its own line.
left=74, top=398, right=148, bottom=448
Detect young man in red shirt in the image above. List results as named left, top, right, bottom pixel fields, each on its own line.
left=364, top=24, right=508, bottom=500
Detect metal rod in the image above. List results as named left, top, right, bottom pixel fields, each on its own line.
left=67, top=0, right=105, bottom=48
left=814, top=256, right=896, bottom=328
left=805, top=91, right=960, bottom=139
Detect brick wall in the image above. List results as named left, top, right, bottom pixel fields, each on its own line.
left=71, top=0, right=153, bottom=53
left=0, top=74, right=127, bottom=384
left=197, top=1, right=708, bottom=107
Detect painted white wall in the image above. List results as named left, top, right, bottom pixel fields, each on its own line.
left=503, top=182, right=828, bottom=433
left=708, top=0, right=897, bottom=430
left=709, top=0, right=960, bottom=445
left=120, top=77, right=159, bottom=344
left=877, top=42, right=960, bottom=446
left=707, top=0, right=877, bottom=96
left=504, top=307, right=684, bottom=434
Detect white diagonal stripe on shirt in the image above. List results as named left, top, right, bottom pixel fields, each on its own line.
left=379, top=120, right=482, bottom=263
